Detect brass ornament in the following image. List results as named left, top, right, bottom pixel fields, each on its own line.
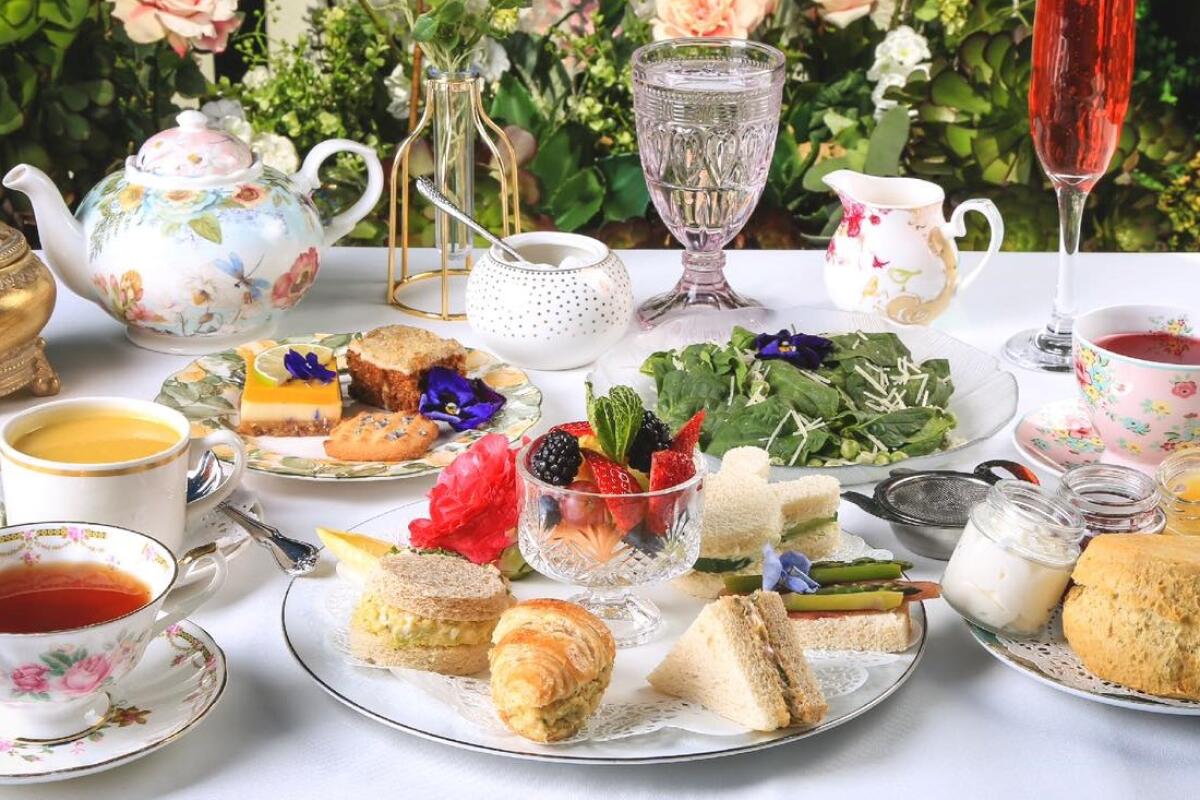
left=0, top=222, right=59, bottom=399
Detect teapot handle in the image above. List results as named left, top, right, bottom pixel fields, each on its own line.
left=292, top=140, right=384, bottom=246
left=946, top=199, right=1004, bottom=292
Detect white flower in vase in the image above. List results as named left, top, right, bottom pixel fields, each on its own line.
left=384, top=63, right=412, bottom=121
left=474, top=37, right=510, bottom=84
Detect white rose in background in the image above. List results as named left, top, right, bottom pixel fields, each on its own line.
left=812, top=0, right=872, bottom=28
left=252, top=133, right=300, bottom=174
left=241, top=66, right=271, bottom=90
left=384, top=64, right=411, bottom=121
left=474, top=37, right=510, bottom=84
left=869, top=0, right=896, bottom=29
left=866, top=24, right=931, bottom=117
left=109, top=0, right=242, bottom=57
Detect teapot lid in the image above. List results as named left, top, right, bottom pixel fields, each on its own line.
left=0, top=221, right=29, bottom=270
left=134, top=110, right=254, bottom=178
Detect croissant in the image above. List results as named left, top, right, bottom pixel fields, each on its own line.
left=489, top=599, right=616, bottom=742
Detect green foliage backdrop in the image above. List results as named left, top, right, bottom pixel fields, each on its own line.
left=1, top=0, right=1198, bottom=252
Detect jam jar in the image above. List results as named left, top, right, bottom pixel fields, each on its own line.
left=1156, top=449, right=1200, bottom=536
left=941, top=480, right=1085, bottom=638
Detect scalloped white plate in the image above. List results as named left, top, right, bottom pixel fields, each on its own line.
left=589, top=307, right=1019, bottom=485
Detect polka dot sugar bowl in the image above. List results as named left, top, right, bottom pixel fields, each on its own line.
left=465, top=232, right=634, bottom=370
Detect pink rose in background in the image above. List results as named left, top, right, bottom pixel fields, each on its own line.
left=110, top=0, right=243, bottom=57
left=521, top=0, right=599, bottom=36
left=10, top=664, right=50, bottom=695
left=651, top=0, right=776, bottom=40
left=812, top=0, right=873, bottom=28
left=58, top=655, right=113, bottom=696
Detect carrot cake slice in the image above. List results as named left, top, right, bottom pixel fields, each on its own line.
left=347, top=325, right=467, bottom=412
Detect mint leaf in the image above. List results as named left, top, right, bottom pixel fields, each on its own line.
left=586, top=383, right=645, bottom=463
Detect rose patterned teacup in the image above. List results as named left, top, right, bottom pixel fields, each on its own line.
left=0, top=522, right=225, bottom=743
left=1074, top=304, right=1200, bottom=473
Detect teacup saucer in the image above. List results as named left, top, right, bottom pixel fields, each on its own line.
left=1012, top=398, right=1105, bottom=475
left=0, top=487, right=264, bottom=588
left=0, top=620, right=226, bottom=785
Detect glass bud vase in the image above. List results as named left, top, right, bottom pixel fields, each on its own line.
left=387, top=66, right=521, bottom=320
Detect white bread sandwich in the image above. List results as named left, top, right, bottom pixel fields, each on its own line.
left=672, top=468, right=783, bottom=599
left=1063, top=534, right=1200, bottom=701
left=648, top=591, right=827, bottom=732
left=350, top=551, right=514, bottom=675
left=719, top=446, right=771, bottom=480
left=772, top=475, right=842, bottom=560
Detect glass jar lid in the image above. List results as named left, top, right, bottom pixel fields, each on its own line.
left=971, top=480, right=1085, bottom=567
left=1058, top=463, right=1165, bottom=534
left=134, top=111, right=254, bottom=178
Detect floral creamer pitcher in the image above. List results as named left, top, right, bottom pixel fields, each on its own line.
left=3, top=111, right=382, bottom=354
left=822, top=170, right=1003, bottom=325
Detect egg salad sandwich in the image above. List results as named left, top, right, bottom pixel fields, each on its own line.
left=648, top=591, right=827, bottom=732
left=772, top=475, right=842, bottom=560
left=349, top=550, right=514, bottom=675
left=672, top=467, right=783, bottom=599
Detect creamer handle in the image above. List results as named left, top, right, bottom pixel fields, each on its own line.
left=947, top=199, right=1004, bottom=292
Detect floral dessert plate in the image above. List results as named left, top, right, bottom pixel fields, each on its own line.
left=0, top=483, right=263, bottom=587
left=966, top=611, right=1200, bottom=715
left=282, top=502, right=928, bottom=765
left=1012, top=398, right=1104, bottom=475
left=589, top=306, right=1019, bottom=485
left=156, top=333, right=543, bottom=481
left=0, top=621, right=227, bottom=785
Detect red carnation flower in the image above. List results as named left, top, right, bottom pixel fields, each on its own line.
left=408, top=434, right=520, bottom=565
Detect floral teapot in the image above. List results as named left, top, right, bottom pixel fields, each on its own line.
left=821, top=170, right=1003, bottom=325
left=2, top=111, right=383, bottom=353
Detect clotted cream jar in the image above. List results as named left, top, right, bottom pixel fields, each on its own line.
left=1057, top=463, right=1166, bottom=540
left=941, top=480, right=1085, bottom=638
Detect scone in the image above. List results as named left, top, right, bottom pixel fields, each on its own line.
left=350, top=551, right=513, bottom=675
left=324, top=411, right=438, bottom=462
left=489, top=599, right=616, bottom=742
left=347, top=325, right=466, bottom=412
left=1062, top=534, right=1200, bottom=701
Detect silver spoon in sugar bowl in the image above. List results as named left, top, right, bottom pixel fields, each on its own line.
left=414, top=177, right=532, bottom=265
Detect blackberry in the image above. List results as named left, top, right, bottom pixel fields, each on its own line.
left=627, top=410, right=672, bottom=472
left=530, top=430, right=582, bottom=486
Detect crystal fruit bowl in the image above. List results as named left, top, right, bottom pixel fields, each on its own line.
left=517, top=438, right=705, bottom=647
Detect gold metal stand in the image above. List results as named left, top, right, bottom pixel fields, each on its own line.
left=386, top=72, right=521, bottom=321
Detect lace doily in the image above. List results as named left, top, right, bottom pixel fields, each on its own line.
left=324, top=535, right=916, bottom=744
left=993, top=609, right=1200, bottom=710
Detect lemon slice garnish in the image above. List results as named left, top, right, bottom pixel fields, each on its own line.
left=253, top=344, right=335, bottom=386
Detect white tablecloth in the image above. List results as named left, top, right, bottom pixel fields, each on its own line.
left=7, top=248, right=1200, bottom=799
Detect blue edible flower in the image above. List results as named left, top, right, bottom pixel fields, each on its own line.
left=762, top=544, right=820, bottom=594
left=419, top=367, right=507, bottom=432
left=752, top=330, right=833, bottom=369
left=284, top=349, right=336, bottom=383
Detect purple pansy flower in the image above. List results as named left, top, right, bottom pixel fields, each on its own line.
left=284, top=349, right=336, bottom=383
left=762, top=544, right=820, bottom=594
left=752, top=330, right=834, bottom=369
left=419, top=367, right=506, bottom=432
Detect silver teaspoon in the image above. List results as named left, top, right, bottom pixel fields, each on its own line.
left=415, top=177, right=530, bottom=265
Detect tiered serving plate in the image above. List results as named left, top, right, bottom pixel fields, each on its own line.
left=282, top=502, right=928, bottom=764
left=588, top=306, right=1019, bottom=485
left=156, top=333, right=542, bottom=481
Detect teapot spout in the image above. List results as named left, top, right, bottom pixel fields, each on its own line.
left=3, top=165, right=91, bottom=300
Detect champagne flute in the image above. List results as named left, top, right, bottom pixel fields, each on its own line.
left=631, top=38, right=785, bottom=328
left=1004, top=0, right=1136, bottom=371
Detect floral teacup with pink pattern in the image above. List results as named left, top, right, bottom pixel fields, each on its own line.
left=1074, top=304, right=1200, bottom=473
left=0, top=523, right=224, bottom=743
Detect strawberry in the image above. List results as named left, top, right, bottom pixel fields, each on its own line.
left=581, top=450, right=645, bottom=532
left=553, top=421, right=594, bottom=438
left=647, top=450, right=696, bottom=534
left=670, top=410, right=706, bottom=454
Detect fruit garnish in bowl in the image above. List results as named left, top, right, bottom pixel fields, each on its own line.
left=516, top=384, right=706, bottom=647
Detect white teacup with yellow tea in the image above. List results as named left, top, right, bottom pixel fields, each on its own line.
left=0, top=521, right=225, bottom=742
left=0, top=397, right=246, bottom=553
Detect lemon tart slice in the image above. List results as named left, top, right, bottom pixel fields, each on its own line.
left=238, top=345, right=343, bottom=436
